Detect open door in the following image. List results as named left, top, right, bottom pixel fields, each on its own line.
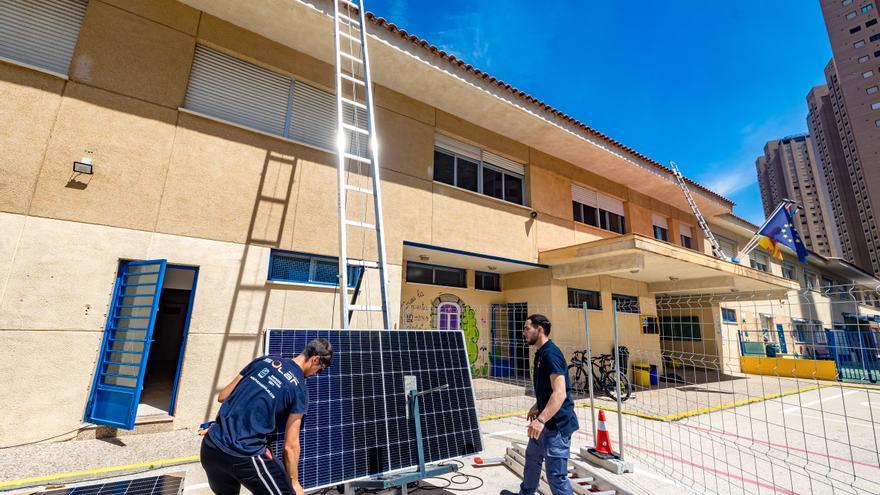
left=84, top=260, right=167, bottom=429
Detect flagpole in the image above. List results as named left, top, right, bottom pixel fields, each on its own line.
left=741, top=200, right=794, bottom=258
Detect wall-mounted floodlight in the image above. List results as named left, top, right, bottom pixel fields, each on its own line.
left=73, top=157, right=93, bottom=175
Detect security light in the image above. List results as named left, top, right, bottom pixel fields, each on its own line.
left=73, top=157, right=93, bottom=175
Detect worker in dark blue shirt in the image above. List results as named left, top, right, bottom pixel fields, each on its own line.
left=501, top=315, right=578, bottom=495
left=200, top=338, right=332, bottom=495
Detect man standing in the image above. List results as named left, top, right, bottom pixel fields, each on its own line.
left=200, top=338, right=333, bottom=495
left=501, top=315, right=578, bottom=495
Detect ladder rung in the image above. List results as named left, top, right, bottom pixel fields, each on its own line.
left=350, top=305, right=383, bottom=312
left=341, top=97, right=367, bottom=110
left=342, top=123, right=369, bottom=135
left=340, top=52, right=364, bottom=64
left=345, top=185, right=373, bottom=195
left=340, top=73, right=366, bottom=86
left=344, top=152, right=372, bottom=164
left=338, top=30, right=363, bottom=44
left=337, top=14, right=361, bottom=29
left=345, top=220, right=376, bottom=229
left=348, top=260, right=380, bottom=268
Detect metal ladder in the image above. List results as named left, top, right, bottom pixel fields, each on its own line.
left=669, top=161, right=725, bottom=260
left=332, top=0, right=391, bottom=329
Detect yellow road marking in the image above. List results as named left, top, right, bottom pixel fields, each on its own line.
left=662, top=384, right=831, bottom=421
left=0, top=455, right=200, bottom=489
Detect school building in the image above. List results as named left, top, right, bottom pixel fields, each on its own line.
left=0, top=0, right=830, bottom=446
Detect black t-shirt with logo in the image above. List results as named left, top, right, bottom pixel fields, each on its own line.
left=208, top=355, right=309, bottom=457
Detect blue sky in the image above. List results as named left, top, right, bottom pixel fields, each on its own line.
left=365, top=0, right=832, bottom=225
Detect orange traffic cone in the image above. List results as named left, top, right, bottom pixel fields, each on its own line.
left=594, top=410, right=614, bottom=455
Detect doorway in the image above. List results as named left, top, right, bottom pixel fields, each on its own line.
left=491, top=302, right=529, bottom=379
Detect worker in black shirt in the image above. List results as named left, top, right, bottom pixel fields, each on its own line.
left=501, top=315, right=578, bottom=495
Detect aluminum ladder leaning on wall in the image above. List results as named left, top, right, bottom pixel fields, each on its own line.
left=669, top=161, right=726, bottom=260
left=332, top=0, right=391, bottom=329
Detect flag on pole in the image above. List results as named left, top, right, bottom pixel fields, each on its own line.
left=755, top=206, right=808, bottom=262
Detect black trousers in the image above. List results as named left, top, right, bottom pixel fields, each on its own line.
left=201, top=437, right=294, bottom=495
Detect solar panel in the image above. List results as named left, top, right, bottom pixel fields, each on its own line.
left=40, top=474, right=184, bottom=495
left=265, top=329, right=483, bottom=490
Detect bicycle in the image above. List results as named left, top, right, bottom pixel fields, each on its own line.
left=567, top=350, right=632, bottom=402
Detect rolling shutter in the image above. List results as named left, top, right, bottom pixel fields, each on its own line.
left=434, top=134, right=480, bottom=161
left=0, top=0, right=88, bottom=75
left=680, top=224, right=693, bottom=237
left=184, top=45, right=290, bottom=137
left=288, top=81, right=337, bottom=152
left=597, top=193, right=625, bottom=216
left=482, top=150, right=525, bottom=176
left=652, top=213, right=668, bottom=229
left=571, top=184, right=597, bottom=207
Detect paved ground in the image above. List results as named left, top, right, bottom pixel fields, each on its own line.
left=3, top=378, right=879, bottom=495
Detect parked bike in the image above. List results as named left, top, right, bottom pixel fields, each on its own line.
left=567, top=350, right=632, bottom=402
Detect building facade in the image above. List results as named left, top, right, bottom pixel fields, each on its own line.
left=0, top=0, right=794, bottom=446
left=755, top=135, right=837, bottom=257
left=818, top=0, right=880, bottom=276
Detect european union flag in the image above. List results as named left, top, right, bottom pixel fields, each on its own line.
left=756, top=206, right=808, bottom=262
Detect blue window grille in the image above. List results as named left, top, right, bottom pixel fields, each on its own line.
left=269, top=250, right=362, bottom=288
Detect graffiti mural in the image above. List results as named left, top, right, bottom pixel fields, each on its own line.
left=401, top=290, right=490, bottom=377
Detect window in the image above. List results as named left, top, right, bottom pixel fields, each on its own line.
left=871, top=33, right=880, bottom=42
left=184, top=45, right=350, bottom=152
left=873, top=102, right=880, bottom=110
left=863, top=70, right=874, bottom=78
left=876, top=119, right=880, bottom=127
left=437, top=302, right=461, bottom=331
left=679, top=224, right=693, bottom=249
left=653, top=226, right=669, bottom=241
left=405, top=262, right=466, bottom=288
left=851, top=26, right=863, bottom=33
left=869, top=86, right=879, bottom=94
left=876, top=50, right=880, bottom=57
left=433, top=136, right=525, bottom=205
left=847, top=11, right=858, bottom=20
left=868, top=18, right=878, bottom=27
left=269, top=250, right=362, bottom=287
left=612, top=294, right=640, bottom=313
left=781, top=263, right=796, bottom=280
left=475, top=271, right=500, bottom=291
left=717, top=237, right=738, bottom=260
left=821, top=277, right=835, bottom=295
left=652, top=214, right=669, bottom=242
left=855, top=40, right=867, bottom=48
left=843, top=0, right=852, bottom=5
left=861, top=4, right=874, bottom=13
left=0, top=0, right=87, bottom=75
left=750, top=254, right=769, bottom=272
left=660, top=316, right=701, bottom=340
left=804, top=271, right=818, bottom=290
left=680, top=235, right=692, bottom=249
left=860, top=55, right=871, bottom=63
left=568, top=288, right=601, bottom=310
left=642, top=316, right=660, bottom=335
left=571, top=184, right=626, bottom=234
left=721, top=308, right=737, bottom=324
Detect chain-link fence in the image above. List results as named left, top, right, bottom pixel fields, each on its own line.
left=401, top=285, right=880, bottom=494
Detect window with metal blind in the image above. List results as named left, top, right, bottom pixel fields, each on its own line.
left=268, top=250, right=361, bottom=288
left=184, top=45, right=342, bottom=152
left=571, top=184, right=625, bottom=234
left=433, top=135, right=525, bottom=205
left=0, top=0, right=88, bottom=75
left=405, top=262, right=466, bottom=288
left=680, top=224, right=693, bottom=249
left=475, top=271, right=500, bottom=291
left=567, top=288, right=601, bottom=310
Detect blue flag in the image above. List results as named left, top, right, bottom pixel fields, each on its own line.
left=756, top=206, right=809, bottom=263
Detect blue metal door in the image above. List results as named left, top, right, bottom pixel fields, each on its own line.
left=775, top=323, right=787, bottom=354
left=828, top=329, right=880, bottom=384
left=84, top=260, right=167, bottom=429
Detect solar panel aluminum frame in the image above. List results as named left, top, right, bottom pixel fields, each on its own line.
left=262, top=328, right=484, bottom=491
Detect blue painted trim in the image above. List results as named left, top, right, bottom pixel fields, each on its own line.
left=168, top=265, right=199, bottom=416
left=402, top=240, right=548, bottom=269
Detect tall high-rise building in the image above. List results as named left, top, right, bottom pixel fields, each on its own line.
left=807, top=82, right=872, bottom=270
left=755, top=135, right=837, bottom=257
left=818, top=0, right=880, bottom=275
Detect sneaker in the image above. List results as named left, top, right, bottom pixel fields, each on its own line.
left=499, top=490, right=519, bottom=495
